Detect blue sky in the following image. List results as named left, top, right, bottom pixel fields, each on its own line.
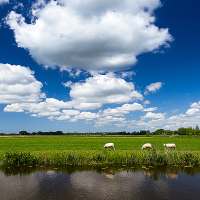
left=0, top=0, right=200, bottom=133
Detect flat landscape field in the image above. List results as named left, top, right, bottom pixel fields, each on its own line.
left=0, top=135, right=200, bottom=152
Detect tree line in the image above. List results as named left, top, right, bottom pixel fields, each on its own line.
left=1, top=126, right=200, bottom=136
left=16, top=126, right=200, bottom=135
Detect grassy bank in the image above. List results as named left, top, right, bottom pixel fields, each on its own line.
left=2, top=151, right=200, bottom=169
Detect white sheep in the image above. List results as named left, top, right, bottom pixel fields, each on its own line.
left=164, top=143, right=176, bottom=150
left=141, top=143, right=153, bottom=150
left=104, top=143, right=115, bottom=150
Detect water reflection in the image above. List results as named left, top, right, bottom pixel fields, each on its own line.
left=143, top=169, right=179, bottom=180
left=0, top=168, right=200, bottom=200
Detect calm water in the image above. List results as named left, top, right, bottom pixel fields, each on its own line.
left=0, top=168, right=200, bottom=200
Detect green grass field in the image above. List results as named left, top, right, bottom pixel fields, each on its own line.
left=1, top=136, right=200, bottom=168
left=0, top=135, right=200, bottom=152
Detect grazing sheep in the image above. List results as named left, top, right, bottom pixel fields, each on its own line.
left=164, top=143, right=176, bottom=150
left=142, top=143, right=153, bottom=150
left=104, top=143, right=115, bottom=150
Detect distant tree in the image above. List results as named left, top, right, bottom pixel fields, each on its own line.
left=139, top=130, right=150, bottom=135
left=153, top=129, right=165, bottom=135
left=177, top=127, right=194, bottom=135
left=19, top=130, right=29, bottom=135
left=54, top=131, right=64, bottom=135
left=195, top=125, right=200, bottom=131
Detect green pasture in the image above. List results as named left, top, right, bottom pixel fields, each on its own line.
left=0, top=135, right=200, bottom=152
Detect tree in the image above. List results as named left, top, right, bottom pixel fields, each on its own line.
left=153, top=129, right=165, bottom=135
left=195, top=125, right=200, bottom=131
left=19, top=131, right=29, bottom=135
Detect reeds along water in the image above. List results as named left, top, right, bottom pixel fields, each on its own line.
left=2, top=151, right=200, bottom=168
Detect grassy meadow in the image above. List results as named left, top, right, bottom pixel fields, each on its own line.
left=1, top=135, right=200, bottom=168
left=0, top=135, right=200, bottom=152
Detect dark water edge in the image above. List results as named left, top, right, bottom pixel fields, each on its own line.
left=1, top=164, right=200, bottom=176
left=1, top=167, right=200, bottom=200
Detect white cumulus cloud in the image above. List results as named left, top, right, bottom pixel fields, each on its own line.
left=143, top=111, right=165, bottom=120
left=69, top=73, right=143, bottom=108
left=186, top=102, right=200, bottom=116
left=5, top=73, right=143, bottom=112
left=145, top=82, right=163, bottom=94
left=102, top=103, right=143, bottom=117
left=7, top=0, right=171, bottom=71
left=4, top=71, right=145, bottom=124
left=4, top=98, right=71, bottom=115
left=0, top=63, right=44, bottom=104
left=4, top=99, right=98, bottom=122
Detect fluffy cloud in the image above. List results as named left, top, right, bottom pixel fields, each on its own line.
left=102, top=103, right=143, bottom=117
left=143, top=111, right=165, bottom=120
left=0, top=0, right=9, bottom=5
left=95, top=103, right=144, bottom=125
left=0, top=64, right=166, bottom=128
left=4, top=98, right=101, bottom=122
left=135, top=113, right=199, bottom=131
left=123, top=101, right=200, bottom=131
left=97, top=110, right=167, bottom=129
left=4, top=73, right=144, bottom=121
left=7, top=0, right=171, bottom=71
left=0, top=64, right=44, bottom=104
left=145, top=82, right=163, bottom=94
left=5, top=82, right=200, bottom=130
left=73, top=112, right=98, bottom=121
left=4, top=98, right=98, bottom=121
left=69, top=73, right=143, bottom=108
left=143, top=107, right=157, bottom=112
left=4, top=98, right=71, bottom=115
left=186, top=102, right=200, bottom=116
left=5, top=101, right=145, bottom=125
left=3, top=64, right=199, bottom=130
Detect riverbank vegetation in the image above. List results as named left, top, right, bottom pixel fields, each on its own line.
left=2, top=151, right=200, bottom=169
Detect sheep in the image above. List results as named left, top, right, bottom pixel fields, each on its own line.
left=104, top=143, right=115, bottom=150
left=141, top=143, right=153, bottom=150
left=164, top=143, right=176, bottom=150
